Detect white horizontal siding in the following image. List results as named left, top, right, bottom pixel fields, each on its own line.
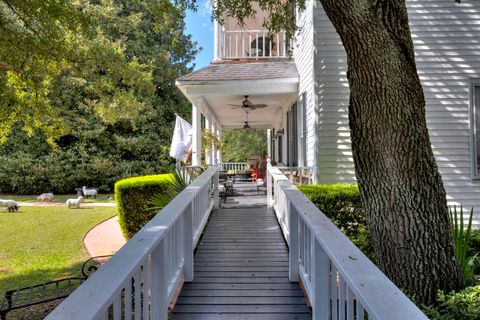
left=293, top=0, right=316, bottom=171
left=408, top=0, right=480, bottom=222
left=311, top=0, right=480, bottom=224
left=313, top=1, right=352, bottom=184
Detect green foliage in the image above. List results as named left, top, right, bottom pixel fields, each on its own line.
left=298, top=184, right=375, bottom=260
left=115, top=173, right=177, bottom=239
left=470, top=229, right=480, bottom=257
left=222, top=129, right=267, bottom=162
left=0, top=0, right=197, bottom=141
left=0, top=0, right=197, bottom=193
left=422, top=285, right=480, bottom=320
left=450, top=206, right=478, bottom=284
left=149, top=170, right=187, bottom=212
left=298, top=184, right=365, bottom=237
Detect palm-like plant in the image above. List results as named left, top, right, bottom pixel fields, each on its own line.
left=449, top=205, right=478, bottom=284
left=148, top=170, right=187, bottom=212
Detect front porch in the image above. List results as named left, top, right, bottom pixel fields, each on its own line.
left=46, top=166, right=427, bottom=320
left=175, top=60, right=300, bottom=168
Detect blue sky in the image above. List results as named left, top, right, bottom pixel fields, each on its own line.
left=185, top=0, right=214, bottom=70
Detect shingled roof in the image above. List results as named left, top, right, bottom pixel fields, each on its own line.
left=177, top=60, right=298, bottom=82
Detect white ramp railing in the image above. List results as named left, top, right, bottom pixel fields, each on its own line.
left=267, top=166, right=428, bottom=320
left=46, top=166, right=219, bottom=320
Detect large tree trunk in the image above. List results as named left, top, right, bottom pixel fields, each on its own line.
left=319, top=0, right=463, bottom=304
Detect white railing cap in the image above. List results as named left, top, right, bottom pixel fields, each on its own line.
left=46, top=166, right=219, bottom=320
left=281, top=184, right=428, bottom=320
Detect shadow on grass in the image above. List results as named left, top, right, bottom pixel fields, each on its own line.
left=0, top=261, right=86, bottom=293
left=0, top=261, right=90, bottom=320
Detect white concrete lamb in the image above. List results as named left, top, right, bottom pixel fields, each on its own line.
left=0, top=199, right=20, bottom=212
left=66, top=196, right=84, bottom=208
left=82, top=186, right=97, bottom=199
left=37, top=192, right=54, bottom=202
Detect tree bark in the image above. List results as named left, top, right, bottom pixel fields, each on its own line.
left=318, top=0, right=463, bottom=304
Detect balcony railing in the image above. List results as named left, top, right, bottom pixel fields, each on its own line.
left=266, top=165, right=428, bottom=319
left=46, top=166, right=219, bottom=320
left=221, top=162, right=249, bottom=172
left=218, top=28, right=288, bottom=59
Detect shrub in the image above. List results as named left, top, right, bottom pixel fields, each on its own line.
left=298, top=184, right=366, bottom=238
left=422, top=285, right=480, bottom=320
left=469, top=229, right=480, bottom=257
left=450, top=206, right=478, bottom=284
left=115, top=173, right=176, bottom=238
left=298, top=184, right=375, bottom=260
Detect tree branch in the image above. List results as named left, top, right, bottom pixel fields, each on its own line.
left=0, top=61, right=16, bottom=72
left=3, top=0, right=46, bottom=43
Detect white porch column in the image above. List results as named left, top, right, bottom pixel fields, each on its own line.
left=217, top=126, right=222, bottom=166
left=213, top=17, right=219, bottom=61
left=267, top=129, right=272, bottom=158
left=211, top=121, right=217, bottom=165
left=192, top=102, right=202, bottom=166
left=205, top=115, right=211, bottom=165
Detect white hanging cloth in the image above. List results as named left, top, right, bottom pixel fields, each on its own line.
left=169, top=115, right=192, bottom=161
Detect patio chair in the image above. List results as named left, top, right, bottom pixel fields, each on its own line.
left=256, top=178, right=267, bottom=195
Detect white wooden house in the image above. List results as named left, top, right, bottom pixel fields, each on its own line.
left=176, top=0, right=480, bottom=224
left=47, top=2, right=451, bottom=318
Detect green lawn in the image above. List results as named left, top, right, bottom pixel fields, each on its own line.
left=2, top=194, right=115, bottom=203
left=0, top=206, right=117, bottom=293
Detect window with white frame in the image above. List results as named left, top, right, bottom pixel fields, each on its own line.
left=471, top=80, right=480, bottom=177
left=301, top=92, right=307, bottom=167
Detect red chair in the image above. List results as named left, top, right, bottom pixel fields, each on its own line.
left=251, top=168, right=258, bottom=182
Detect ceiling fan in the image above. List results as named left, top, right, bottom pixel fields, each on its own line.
left=243, top=111, right=252, bottom=131
left=228, top=95, right=268, bottom=110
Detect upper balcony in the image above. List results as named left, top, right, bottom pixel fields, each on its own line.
left=214, top=9, right=289, bottom=60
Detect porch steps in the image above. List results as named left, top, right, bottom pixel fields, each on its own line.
left=171, top=207, right=311, bottom=319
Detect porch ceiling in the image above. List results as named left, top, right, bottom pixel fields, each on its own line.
left=204, top=93, right=294, bottom=128
left=176, top=61, right=299, bottom=129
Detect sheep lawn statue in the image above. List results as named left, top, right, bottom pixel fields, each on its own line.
left=37, top=192, right=54, bottom=202
left=0, top=199, right=20, bottom=212
left=82, top=186, right=97, bottom=199
left=66, top=196, right=84, bottom=209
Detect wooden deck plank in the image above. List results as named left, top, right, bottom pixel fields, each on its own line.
left=181, top=283, right=302, bottom=290
left=176, top=296, right=308, bottom=304
left=179, top=289, right=304, bottom=297
left=171, top=314, right=311, bottom=320
left=195, top=266, right=288, bottom=271
left=171, top=207, right=311, bottom=319
left=173, top=305, right=311, bottom=313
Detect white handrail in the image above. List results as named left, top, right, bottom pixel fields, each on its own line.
left=46, top=166, right=219, bottom=320
left=218, top=29, right=288, bottom=59
left=267, top=165, right=428, bottom=320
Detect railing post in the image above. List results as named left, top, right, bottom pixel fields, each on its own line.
left=267, top=162, right=273, bottom=207
left=288, top=200, right=299, bottom=281
left=150, top=240, right=168, bottom=320
left=183, top=202, right=194, bottom=282
left=213, top=167, right=219, bottom=209
left=312, top=239, right=330, bottom=320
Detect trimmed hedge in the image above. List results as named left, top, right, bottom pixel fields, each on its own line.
left=115, top=174, right=176, bottom=238
left=298, top=184, right=365, bottom=237
left=298, top=184, right=374, bottom=260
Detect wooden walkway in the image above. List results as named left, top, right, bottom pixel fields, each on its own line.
left=171, top=207, right=311, bottom=319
